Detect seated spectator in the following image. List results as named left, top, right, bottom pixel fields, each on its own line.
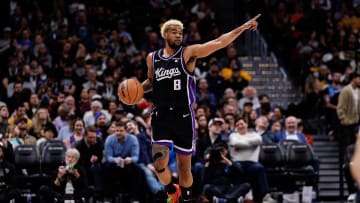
left=196, top=78, right=217, bottom=117
left=82, top=68, right=104, bottom=91
left=6, top=125, right=23, bottom=149
left=8, top=103, right=32, bottom=129
left=57, top=115, right=76, bottom=142
left=0, top=133, right=14, bottom=163
left=39, top=148, right=89, bottom=202
left=275, top=116, right=308, bottom=144
left=195, top=117, right=227, bottom=164
left=64, top=118, right=84, bottom=148
left=29, top=108, right=57, bottom=139
left=126, top=120, right=165, bottom=199
left=196, top=115, right=209, bottom=140
left=52, top=103, right=72, bottom=132
left=75, top=126, right=103, bottom=198
left=83, top=100, right=111, bottom=127
left=94, top=112, right=110, bottom=140
left=7, top=81, right=30, bottom=114
left=0, top=103, right=9, bottom=135
left=228, top=118, right=273, bottom=203
left=0, top=145, right=18, bottom=202
left=255, top=116, right=277, bottom=144
left=37, top=124, right=56, bottom=148
left=203, top=143, right=250, bottom=202
left=103, top=121, right=142, bottom=202
left=270, top=120, right=282, bottom=133
left=239, top=86, right=260, bottom=111
left=15, top=118, right=36, bottom=146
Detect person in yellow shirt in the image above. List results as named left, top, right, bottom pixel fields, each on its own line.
left=7, top=104, right=32, bottom=129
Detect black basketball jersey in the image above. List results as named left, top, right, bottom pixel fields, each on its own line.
left=152, top=47, right=196, bottom=107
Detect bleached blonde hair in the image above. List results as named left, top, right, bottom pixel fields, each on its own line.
left=160, top=19, right=184, bottom=38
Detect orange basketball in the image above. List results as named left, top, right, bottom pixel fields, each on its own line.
left=118, top=78, right=144, bottom=105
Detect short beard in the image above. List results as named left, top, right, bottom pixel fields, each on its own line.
left=168, top=42, right=181, bottom=50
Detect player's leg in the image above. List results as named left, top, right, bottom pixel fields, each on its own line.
left=176, top=153, right=193, bottom=202
left=152, top=143, right=171, bottom=184
left=152, top=143, right=181, bottom=202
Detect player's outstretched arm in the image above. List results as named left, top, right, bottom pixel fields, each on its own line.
left=142, top=53, right=154, bottom=93
left=186, top=14, right=261, bottom=59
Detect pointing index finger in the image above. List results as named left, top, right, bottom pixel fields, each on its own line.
left=252, top=14, right=261, bottom=21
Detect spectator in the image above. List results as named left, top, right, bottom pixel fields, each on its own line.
left=275, top=116, right=308, bottom=144
left=258, top=94, right=272, bottom=118
left=75, top=126, right=104, bottom=197
left=94, top=112, right=110, bottom=140
left=2, top=57, right=20, bottom=87
left=225, top=59, right=250, bottom=96
left=205, top=59, right=226, bottom=102
left=195, top=117, right=226, bottom=164
left=322, top=71, right=343, bottom=140
left=228, top=118, right=273, bottom=203
left=126, top=120, right=165, bottom=199
left=78, top=88, right=91, bottom=116
left=64, top=95, right=79, bottom=117
left=7, top=82, right=30, bottom=114
left=0, top=133, right=14, bottom=163
left=196, top=78, right=217, bottom=117
left=98, top=74, right=117, bottom=105
left=270, top=120, right=282, bottom=133
left=0, top=103, right=9, bottom=135
left=255, top=116, right=277, bottom=144
left=203, top=143, right=250, bottom=202
left=29, top=108, right=57, bottom=139
left=57, top=115, right=76, bottom=143
left=39, top=148, right=89, bottom=202
left=83, top=100, right=111, bottom=127
left=103, top=121, right=142, bottom=202
left=8, top=103, right=32, bottom=129
left=64, top=118, right=84, bottom=149
left=0, top=145, right=18, bottom=202
left=57, top=62, right=78, bottom=96
left=196, top=115, right=209, bottom=140
left=52, top=103, right=71, bottom=132
left=26, top=93, right=40, bottom=118
left=82, top=68, right=104, bottom=91
left=239, top=86, right=260, bottom=111
left=15, top=117, right=36, bottom=146
left=36, top=124, right=56, bottom=148
left=269, top=106, right=284, bottom=127
left=337, top=71, right=360, bottom=149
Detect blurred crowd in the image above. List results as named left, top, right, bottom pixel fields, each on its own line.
left=0, top=0, right=359, bottom=202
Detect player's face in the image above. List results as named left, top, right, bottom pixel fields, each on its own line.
left=165, top=25, right=183, bottom=50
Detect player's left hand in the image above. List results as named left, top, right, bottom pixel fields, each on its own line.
left=244, top=14, right=261, bottom=31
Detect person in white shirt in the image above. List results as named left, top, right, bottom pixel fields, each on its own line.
left=228, top=118, right=273, bottom=203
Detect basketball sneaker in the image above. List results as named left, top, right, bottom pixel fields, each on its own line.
left=167, top=184, right=181, bottom=203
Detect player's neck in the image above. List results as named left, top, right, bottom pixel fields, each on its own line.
left=163, top=46, right=176, bottom=57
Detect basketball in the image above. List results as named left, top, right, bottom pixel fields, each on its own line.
left=118, top=78, right=144, bottom=105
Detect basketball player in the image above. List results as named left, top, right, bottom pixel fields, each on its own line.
left=142, top=15, right=260, bottom=203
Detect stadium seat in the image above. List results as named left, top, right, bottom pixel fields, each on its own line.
left=41, top=141, right=66, bottom=176
left=285, top=142, right=318, bottom=191
left=14, top=145, right=40, bottom=175
left=14, top=145, right=46, bottom=202
left=259, top=143, right=287, bottom=191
